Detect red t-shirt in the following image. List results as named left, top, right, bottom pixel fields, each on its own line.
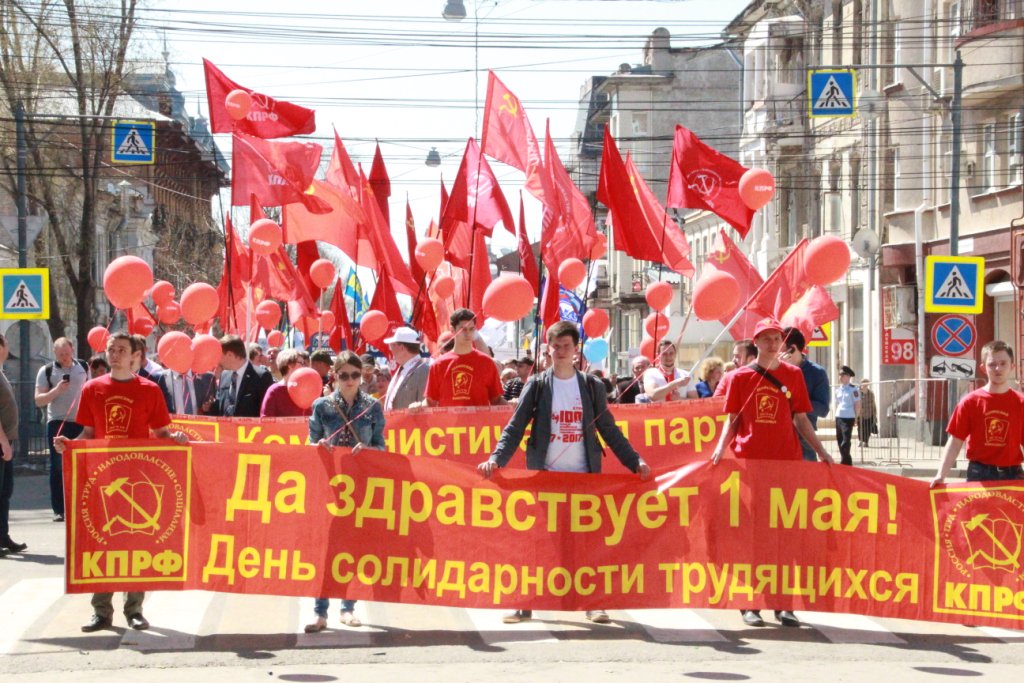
left=946, top=388, right=1024, bottom=467
left=75, top=374, right=172, bottom=439
left=425, top=348, right=502, bottom=407
left=720, top=362, right=812, bottom=460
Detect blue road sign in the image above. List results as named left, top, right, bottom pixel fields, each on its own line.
left=0, top=268, right=49, bottom=319
left=808, top=69, right=856, bottom=117
left=112, top=120, right=155, bottom=164
left=925, top=256, right=984, bottom=314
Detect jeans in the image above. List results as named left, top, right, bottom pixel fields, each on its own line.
left=0, top=458, right=12, bottom=540
left=314, top=598, right=356, bottom=617
left=966, top=461, right=1024, bottom=482
left=47, top=420, right=82, bottom=516
left=835, top=417, right=855, bottom=466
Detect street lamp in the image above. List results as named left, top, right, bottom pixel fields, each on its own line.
left=442, top=1, right=467, bottom=20
left=425, top=147, right=442, bottom=167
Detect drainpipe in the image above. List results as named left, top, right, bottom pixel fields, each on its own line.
left=914, top=199, right=929, bottom=443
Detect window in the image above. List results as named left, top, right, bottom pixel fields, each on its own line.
left=831, top=0, right=844, bottom=65
left=1010, top=113, right=1023, bottom=185
left=983, top=122, right=998, bottom=191
left=892, top=147, right=902, bottom=209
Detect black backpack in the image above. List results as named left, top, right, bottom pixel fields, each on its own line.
left=45, top=359, right=88, bottom=388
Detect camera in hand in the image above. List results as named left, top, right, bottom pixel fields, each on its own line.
left=62, top=374, right=70, bottom=382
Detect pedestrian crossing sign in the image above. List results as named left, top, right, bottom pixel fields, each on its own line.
left=112, top=120, right=155, bottom=164
left=808, top=69, right=856, bottom=118
left=924, top=255, right=984, bottom=314
left=0, top=267, right=49, bottom=319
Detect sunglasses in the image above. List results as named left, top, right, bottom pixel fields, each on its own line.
left=335, top=371, right=361, bottom=382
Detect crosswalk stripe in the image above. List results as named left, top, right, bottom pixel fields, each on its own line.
left=294, top=598, right=381, bottom=647
left=465, top=608, right=591, bottom=645
left=0, top=578, right=65, bottom=655
left=798, top=611, right=906, bottom=644
left=977, top=625, right=1024, bottom=642
left=119, top=590, right=218, bottom=651
left=624, top=608, right=727, bottom=643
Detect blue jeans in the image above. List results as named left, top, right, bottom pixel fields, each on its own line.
left=314, top=598, right=356, bottom=618
left=47, top=420, right=83, bottom=515
left=966, top=461, right=1024, bottom=482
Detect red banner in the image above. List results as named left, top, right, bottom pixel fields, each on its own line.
left=64, top=440, right=1024, bottom=629
left=170, top=399, right=729, bottom=468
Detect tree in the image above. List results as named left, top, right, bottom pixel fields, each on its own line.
left=0, top=0, right=139, bottom=351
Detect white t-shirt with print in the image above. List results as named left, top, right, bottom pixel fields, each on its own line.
left=545, top=376, right=588, bottom=473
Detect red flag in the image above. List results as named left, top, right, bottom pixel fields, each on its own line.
left=359, top=172, right=418, bottom=297
left=369, top=143, right=391, bottom=225
left=666, top=125, right=755, bottom=238
left=327, top=277, right=354, bottom=352
left=203, top=59, right=316, bottom=139
left=625, top=154, right=694, bottom=278
left=282, top=180, right=366, bottom=252
left=780, top=285, right=840, bottom=343
left=441, top=138, right=516, bottom=247
left=480, top=71, right=548, bottom=202
left=251, top=245, right=319, bottom=320
left=438, top=177, right=449, bottom=228
left=517, top=194, right=540, bottom=296
left=539, top=272, right=561, bottom=332
left=295, top=241, right=322, bottom=301
left=405, top=203, right=440, bottom=342
left=406, top=201, right=425, bottom=286
left=468, top=229, right=492, bottom=319
left=367, top=274, right=404, bottom=357
left=215, top=214, right=252, bottom=335
left=327, top=129, right=362, bottom=197
left=744, top=239, right=817, bottom=323
left=231, top=133, right=330, bottom=213
left=700, top=229, right=764, bottom=340
left=541, top=121, right=596, bottom=272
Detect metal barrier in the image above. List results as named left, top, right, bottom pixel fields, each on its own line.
left=9, top=379, right=51, bottom=474
left=816, top=377, right=987, bottom=464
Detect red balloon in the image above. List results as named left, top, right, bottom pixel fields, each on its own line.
left=433, top=274, right=455, bottom=299
left=249, top=218, right=282, bottom=255
left=255, top=300, right=282, bottom=330
left=415, top=238, right=445, bottom=273
left=360, top=310, right=388, bottom=342
left=157, top=301, right=182, bottom=325
left=558, top=258, right=587, bottom=289
left=646, top=281, right=674, bottom=311
left=103, top=256, right=153, bottom=309
left=483, top=274, right=535, bottom=322
left=804, top=235, right=851, bottom=286
left=191, top=334, right=222, bottom=374
left=738, top=167, right=776, bottom=211
left=644, top=312, right=670, bottom=338
left=582, top=309, right=609, bottom=338
left=309, top=259, right=336, bottom=290
left=287, top=367, right=323, bottom=410
left=267, top=330, right=285, bottom=348
left=590, top=234, right=608, bottom=260
left=319, top=309, right=336, bottom=331
left=692, top=271, right=741, bottom=321
left=157, top=331, right=194, bottom=374
left=225, top=89, right=252, bottom=121
left=131, top=316, right=154, bottom=337
left=151, top=280, right=175, bottom=307
left=639, top=336, right=657, bottom=361
left=87, top=326, right=110, bottom=353
left=180, top=283, right=220, bottom=326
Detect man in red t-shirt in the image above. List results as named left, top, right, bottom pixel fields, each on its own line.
left=932, top=340, right=1024, bottom=486
left=54, top=332, right=187, bottom=634
left=417, top=309, right=505, bottom=409
left=710, top=317, right=833, bottom=629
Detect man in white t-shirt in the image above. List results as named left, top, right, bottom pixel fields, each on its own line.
left=643, top=339, right=697, bottom=401
left=479, top=321, right=651, bottom=625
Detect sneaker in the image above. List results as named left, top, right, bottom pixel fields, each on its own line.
left=339, top=610, right=362, bottom=627
left=741, top=610, right=765, bottom=627
left=127, top=613, right=149, bottom=630
left=304, top=616, right=327, bottom=633
left=502, top=609, right=532, bottom=624
left=53, top=514, right=64, bottom=522
left=586, top=609, right=611, bottom=624
left=81, top=614, right=113, bottom=632
left=775, top=610, right=800, bottom=627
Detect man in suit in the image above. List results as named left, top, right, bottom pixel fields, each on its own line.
left=155, top=368, right=216, bottom=416
left=212, top=335, right=273, bottom=417
left=382, top=327, right=430, bottom=411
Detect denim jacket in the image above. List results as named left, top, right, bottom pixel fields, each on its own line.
left=309, top=390, right=386, bottom=449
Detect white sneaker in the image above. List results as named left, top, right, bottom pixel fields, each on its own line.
left=586, top=609, right=610, bottom=624
left=339, top=610, right=362, bottom=627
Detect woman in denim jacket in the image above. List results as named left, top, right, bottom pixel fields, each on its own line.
left=304, top=351, right=385, bottom=633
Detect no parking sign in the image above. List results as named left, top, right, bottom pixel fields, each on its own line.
left=930, top=314, right=976, bottom=357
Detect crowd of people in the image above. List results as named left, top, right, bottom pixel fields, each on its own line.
left=1, top=310, right=1018, bottom=635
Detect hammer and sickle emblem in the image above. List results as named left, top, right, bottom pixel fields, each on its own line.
left=101, top=475, right=162, bottom=534
left=963, top=513, right=1022, bottom=571
left=711, top=249, right=730, bottom=265
left=499, top=93, right=519, bottom=117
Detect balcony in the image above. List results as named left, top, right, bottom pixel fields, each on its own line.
left=956, top=0, right=1024, bottom=99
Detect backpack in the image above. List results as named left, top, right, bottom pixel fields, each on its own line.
left=45, top=359, right=88, bottom=388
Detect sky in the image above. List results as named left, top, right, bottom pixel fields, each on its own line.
left=137, top=0, right=751, bottom=258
